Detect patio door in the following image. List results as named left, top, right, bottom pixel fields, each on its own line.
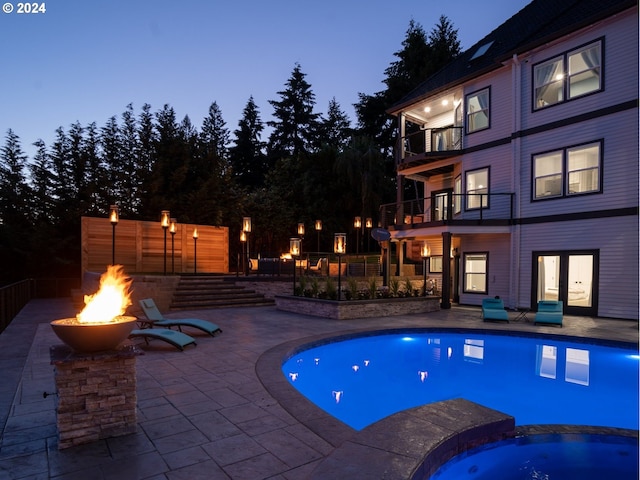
left=432, top=189, right=452, bottom=221
left=532, top=250, right=598, bottom=316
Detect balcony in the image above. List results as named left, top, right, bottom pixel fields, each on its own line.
left=400, top=126, right=463, bottom=167
left=379, top=192, right=515, bottom=230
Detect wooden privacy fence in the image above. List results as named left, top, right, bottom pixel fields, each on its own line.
left=81, top=217, right=229, bottom=275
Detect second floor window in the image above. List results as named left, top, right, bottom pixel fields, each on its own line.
left=466, top=88, right=490, bottom=133
left=466, top=167, right=489, bottom=209
left=534, top=39, right=602, bottom=110
left=533, top=141, right=602, bottom=200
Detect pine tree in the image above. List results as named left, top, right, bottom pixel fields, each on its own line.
left=318, top=98, right=352, bottom=152
left=29, top=139, right=54, bottom=222
left=229, top=96, right=267, bottom=188
left=0, top=129, right=31, bottom=227
left=267, top=63, right=320, bottom=161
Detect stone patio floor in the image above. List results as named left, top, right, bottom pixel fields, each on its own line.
left=0, top=297, right=637, bottom=479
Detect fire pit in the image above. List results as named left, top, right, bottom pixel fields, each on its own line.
left=50, top=265, right=135, bottom=353
left=50, top=315, right=137, bottom=353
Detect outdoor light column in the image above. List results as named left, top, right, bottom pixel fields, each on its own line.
left=290, top=237, right=301, bottom=295
left=315, top=219, right=322, bottom=254
left=365, top=217, right=372, bottom=253
left=239, top=231, right=247, bottom=277
left=161, top=210, right=170, bottom=275
left=353, top=217, right=361, bottom=255
left=169, top=218, right=177, bottom=274
left=297, top=223, right=306, bottom=272
left=242, top=217, right=251, bottom=276
left=109, top=205, right=119, bottom=266
left=421, top=241, right=430, bottom=296
left=334, top=233, right=346, bottom=301
left=193, top=228, right=198, bottom=274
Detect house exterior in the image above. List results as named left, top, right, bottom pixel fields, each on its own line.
left=382, top=0, right=638, bottom=319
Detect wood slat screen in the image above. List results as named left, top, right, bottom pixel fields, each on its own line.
left=81, top=217, right=229, bottom=274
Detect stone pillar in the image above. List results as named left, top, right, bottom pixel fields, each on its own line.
left=50, top=344, right=140, bottom=449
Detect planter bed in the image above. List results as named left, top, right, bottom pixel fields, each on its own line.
left=275, top=294, right=440, bottom=320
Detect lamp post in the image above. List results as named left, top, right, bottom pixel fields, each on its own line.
left=169, top=218, right=177, bottom=274
left=421, top=241, right=430, bottom=296
left=109, top=205, right=119, bottom=265
left=353, top=217, right=361, bottom=255
left=365, top=217, right=372, bottom=253
left=239, top=230, right=247, bottom=276
left=161, top=210, right=170, bottom=275
left=193, top=228, right=198, bottom=274
left=334, top=233, right=346, bottom=300
left=315, top=219, right=322, bottom=253
left=290, top=237, right=301, bottom=295
left=242, top=216, right=251, bottom=276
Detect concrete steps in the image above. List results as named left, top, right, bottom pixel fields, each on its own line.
left=169, top=275, right=274, bottom=310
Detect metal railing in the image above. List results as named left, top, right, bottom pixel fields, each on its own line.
left=0, top=279, right=34, bottom=334
left=401, top=126, right=463, bottom=158
left=380, top=192, right=515, bottom=228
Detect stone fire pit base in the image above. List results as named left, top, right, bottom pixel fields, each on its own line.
left=50, top=344, right=141, bottom=449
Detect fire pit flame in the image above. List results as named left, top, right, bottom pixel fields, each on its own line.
left=77, top=265, right=132, bottom=324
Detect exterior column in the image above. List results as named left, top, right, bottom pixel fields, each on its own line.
left=441, top=232, right=452, bottom=309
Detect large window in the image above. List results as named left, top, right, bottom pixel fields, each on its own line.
left=466, top=87, right=490, bottom=133
left=533, top=141, right=601, bottom=200
left=534, top=39, right=602, bottom=110
left=454, top=175, right=462, bottom=214
left=464, top=253, right=488, bottom=294
left=466, top=167, right=489, bottom=209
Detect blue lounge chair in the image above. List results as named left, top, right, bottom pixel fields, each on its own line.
left=129, top=328, right=196, bottom=351
left=482, top=298, right=509, bottom=322
left=534, top=300, right=563, bottom=327
left=139, top=298, right=222, bottom=336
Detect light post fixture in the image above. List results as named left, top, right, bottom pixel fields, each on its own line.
left=334, top=233, right=346, bottom=300
left=315, top=219, right=322, bottom=253
left=109, top=205, right=119, bottom=265
left=353, top=217, right=362, bottom=255
left=290, top=237, right=301, bottom=295
left=242, top=216, right=251, bottom=276
left=193, top=228, right=198, bottom=274
left=365, top=217, right=372, bottom=253
left=169, top=218, right=177, bottom=274
left=239, top=230, right=247, bottom=276
left=161, top=210, right=170, bottom=275
left=421, top=241, right=430, bottom=296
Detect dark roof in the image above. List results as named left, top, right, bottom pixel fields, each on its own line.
left=388, top=0, right=637, bottom=114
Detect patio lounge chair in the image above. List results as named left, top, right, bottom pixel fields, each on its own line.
left=139, top=298, right=223, bottom=336
left=482, top=297, right=509, bottom=322
left=129, top=327, right=197, bottom=351
left=534, top=300, right=563, bottom=327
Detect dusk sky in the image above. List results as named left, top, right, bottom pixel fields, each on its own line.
left=1, top=0, right=530, bottom=159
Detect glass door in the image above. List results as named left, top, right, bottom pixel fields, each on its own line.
left=533, top=251, right=598, bottom=316
left=432, top=189, right=452, bottom=221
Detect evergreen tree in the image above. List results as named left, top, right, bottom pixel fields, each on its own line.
left=318, top=98, right=352, bottom=152
left=101, top=116, right=123, bottom=204
left=0, top=129, right=31, bottom=227
left=427, top=15, right=461, bottom=73
left=229, top=96, right=267, bottom=188
left=29, top=139, right=54, bottom=222
left=120, top=104, right=141, bottom=215
left=267, top=63, right=320, bottom=161
left=137, top=103, right=156, bottom=218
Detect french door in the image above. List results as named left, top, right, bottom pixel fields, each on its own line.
left=532, top=250, right=599, bottom=316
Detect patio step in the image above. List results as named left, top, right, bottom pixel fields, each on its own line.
left=169, top=275, right=274, bottom=310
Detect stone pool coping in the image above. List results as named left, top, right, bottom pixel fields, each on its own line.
left=255, top=327, right=639, bottom=479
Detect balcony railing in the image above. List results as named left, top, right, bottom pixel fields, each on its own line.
left=401, top=126, right=463, bottom=159
left=379, top=192, right=515, bottom=229
left=0, top=279, right=34, bottom=334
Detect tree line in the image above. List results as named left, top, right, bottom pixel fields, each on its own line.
left=0, top=16, right=460, bottom=284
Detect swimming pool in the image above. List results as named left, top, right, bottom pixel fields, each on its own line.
left=282, top=330, right=639, bottom=431
left=430, top=433, right=639, bottom=480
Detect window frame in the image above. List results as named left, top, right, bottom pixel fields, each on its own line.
left=465, top=167, right=490, bottom=211
left=531, top=140, right=603, bottom=201
left=429, top=256, right=443, bottom=273
left=465, top=87, right=491, bottom=134
left=463, top=252, right=488, bottom=294
left=532, top=38, right=604, bottom=111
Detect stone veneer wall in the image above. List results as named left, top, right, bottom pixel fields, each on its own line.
left=275, top=295, right=440, bottom=320
left=50, top=345, right=138, bottom=449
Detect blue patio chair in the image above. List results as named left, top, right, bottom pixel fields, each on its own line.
left=534, top=300, right=563, bottom=327
left=139, top=298, right=222, bottom=336
left=482, top=297, right=509, bottom=322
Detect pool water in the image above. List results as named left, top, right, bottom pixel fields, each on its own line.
left=282, top=331, right=639, bottom=430
left=430, top=434, right=639, bottom=480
